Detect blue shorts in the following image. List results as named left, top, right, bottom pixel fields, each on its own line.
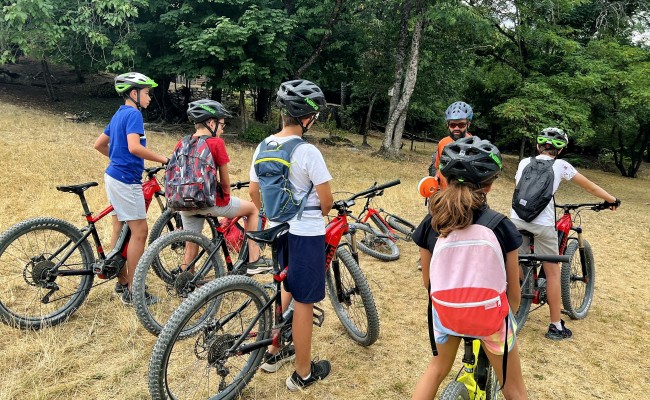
left=278, top=233, right=326, bottom=304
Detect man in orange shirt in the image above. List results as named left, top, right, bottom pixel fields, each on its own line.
left=418, top=101, right=474, bottom=270
left=428, top=101, right=474, bottom=189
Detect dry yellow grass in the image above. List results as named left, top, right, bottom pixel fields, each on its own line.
left=0, top=100, right=649, bottom=399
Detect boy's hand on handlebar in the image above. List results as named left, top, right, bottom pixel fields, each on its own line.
left=604, top=197, right=620, bottom=211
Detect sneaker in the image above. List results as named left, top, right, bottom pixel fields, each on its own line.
left=244, top=257, right=272, bottom=275
left=545, top=320, right=573, bottom=340
left=120, top=288, right=160, bottom=307
left=285, top=359, right=331, bottom=391
left=260, top=345, right=296, bottom=372
left=115, top=281, right=128, bottom=294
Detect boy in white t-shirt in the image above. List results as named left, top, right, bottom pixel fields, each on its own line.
left=249, top=80, right=334, bottom=391
left=510, top=127, right=620, bottom=340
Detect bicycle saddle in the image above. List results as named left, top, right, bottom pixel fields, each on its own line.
left=56, top=182, right=98, bottom=194
left=246, top=223, right=289, bottom=244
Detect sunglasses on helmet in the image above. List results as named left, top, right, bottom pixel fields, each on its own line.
left=537, top=136, right=567, bottom=148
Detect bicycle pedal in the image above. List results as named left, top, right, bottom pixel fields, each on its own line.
left=312, top=305, right=325, bottom=327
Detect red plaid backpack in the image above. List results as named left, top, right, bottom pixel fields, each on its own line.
left=165, top=135, right=223, bottom=211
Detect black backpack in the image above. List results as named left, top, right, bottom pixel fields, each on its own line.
left=512, top=157, right=556, bottom=222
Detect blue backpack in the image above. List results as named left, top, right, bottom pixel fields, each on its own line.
left=253, top=138, right=320, bottom=222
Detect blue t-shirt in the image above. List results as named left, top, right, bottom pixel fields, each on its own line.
left=104, top=105, right=146, bottom=184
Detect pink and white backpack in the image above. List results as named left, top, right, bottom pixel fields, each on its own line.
left=429, top=209, right=509, bottom=337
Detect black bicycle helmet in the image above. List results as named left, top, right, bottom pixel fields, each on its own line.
left=187, top=99, right=232, bottom=123
left=439, top=136, right=503, bottom=185
left=276, top=79, right=326, bottom=117
left=537, top=127, right=568, bottom=149
left=114, top=72, right=158, bottom=94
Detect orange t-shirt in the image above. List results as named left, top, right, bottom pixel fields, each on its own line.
left=434, top=134, right=472, bottom=189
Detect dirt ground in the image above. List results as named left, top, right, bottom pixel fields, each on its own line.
left=0, top=65, right=649, bottom=399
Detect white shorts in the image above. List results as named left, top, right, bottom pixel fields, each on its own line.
left=105, top=173, right=146, bottom=221
left=512, top=219, right=559, bottom=256
left=180, top=197, right=242, bottom=233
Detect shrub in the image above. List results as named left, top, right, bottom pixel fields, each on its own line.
left=241, top=121, right=275, bottom=143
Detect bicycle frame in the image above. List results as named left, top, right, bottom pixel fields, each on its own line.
left=355, top=193, right=399, bottom=241
left=52, top=167, right=166, bottom=280
left=453, top=338, right=491, bottom=400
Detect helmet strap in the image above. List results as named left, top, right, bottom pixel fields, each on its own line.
left=202, top=121, right=217, bottom=137
left=296, top=114, right=317, bottom=134
left=124, top=89, right=142, bottom=110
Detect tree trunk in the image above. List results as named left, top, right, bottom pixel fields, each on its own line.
left=239, top=90, right=248, bottom=133
left=255, top=87, right=271, bottom=122
left=386, top=0, right=412, bottom=120
left=361, top=92, right=378, bottom=147
left=626, top=122, right=650, bottom=178
left=613, top=125, right=628, bottom=176
left=40, top=59, right=58, bottom=102
left=519, top=135, right=526, bottom=160
left=381, top=6, right=425, bottom=156
left=150, top=75, right=174, bottom=122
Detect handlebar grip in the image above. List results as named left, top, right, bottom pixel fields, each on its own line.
left=519, top=254, right=571, bottom=263
left=374, top=179, right=401, bottom=191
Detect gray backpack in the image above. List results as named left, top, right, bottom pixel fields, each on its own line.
left=512, top=157, right=556, bottom=222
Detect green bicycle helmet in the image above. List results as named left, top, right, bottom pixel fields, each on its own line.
left=537, top=127, right=568, bottom=149
left=114, top=72, right=158, bottom=94
left=187, top=99, right=232, bottom=123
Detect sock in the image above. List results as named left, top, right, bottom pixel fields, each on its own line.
left=300, top=372, right=312, bottom=381
left=552, top=321, right=563, bottom=330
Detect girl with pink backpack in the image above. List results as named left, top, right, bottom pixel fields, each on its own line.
left=411, top=137, right=528, bottom=400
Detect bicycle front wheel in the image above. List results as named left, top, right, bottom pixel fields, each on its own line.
left=561, top=238, right=595, bottom=320
left=148, top=275, right=272, bottom=400
left=386, top=214, right=415, bottom=241
left=351, top=222, right=399, bottom=261
left=326, top=247, right=380, bottom=346
left=134, top=230, right=225, bottom=337
left=0, top=217, right=95, bottom=329
left=439, top=381, right=471, bottom=400
left=485, top=364, right=503, bottom=400
left=513, top=263, right=534, bottom=333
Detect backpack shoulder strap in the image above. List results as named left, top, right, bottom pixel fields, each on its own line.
left=474, top=208, right=506, bottom=230
left=427, top=282, right=438, bottom=356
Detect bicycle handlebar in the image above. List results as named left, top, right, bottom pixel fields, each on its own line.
left=144, top=166, right=166, bottom=178
left=345, top=179, right=401, bottom=201
left=555, top=198, right=621, bottom=212
left=519, top=254, right=571, bottom=263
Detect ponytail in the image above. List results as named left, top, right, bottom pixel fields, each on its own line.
left=428, top=180, right=491, bottom=237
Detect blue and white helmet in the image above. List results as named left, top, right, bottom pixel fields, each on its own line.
left=445, top=101, right=473, bottom=121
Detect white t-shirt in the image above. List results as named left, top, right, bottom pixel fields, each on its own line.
left=510, top=154, right=577, bottom=226
left=250, top=134, right=332, bottom=236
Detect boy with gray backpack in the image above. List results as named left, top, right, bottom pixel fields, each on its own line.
left=249, top=79, right=333, bottom=391
left=510, top=127, right=620, bottom=340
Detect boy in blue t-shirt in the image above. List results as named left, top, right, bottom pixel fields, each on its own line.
left=93, top=72, right=169, bottom=305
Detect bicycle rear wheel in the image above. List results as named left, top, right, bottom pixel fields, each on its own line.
left=326, top=247, right=380, bottom=346
left=0, top=217, right=94, bottom=329
left=439, top=381, right=470, bottom=400
left=386, top=214, right=415, bottom=241
left=148, top=275, right=272, bottom=400
left=350, top=222, right=399, bottom=261
left=513, top=263, right=534, bottom=333
left=133, top=231, right=225, bottom=337
left=485, top=365, right=503, bottom=399
left=561, top=238, right=595, bottom=320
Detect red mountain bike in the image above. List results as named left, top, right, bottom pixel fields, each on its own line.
left=514, top=200, right=619, bottom=330
left=0, top=166, right=167, bottom=329
left=147, top=181, right=391, bottom=400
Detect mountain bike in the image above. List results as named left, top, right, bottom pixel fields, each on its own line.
left=346, top=180, right=415, bottom=261
left=0, top=166, right=167, bottom=329
left=514, top=200, right=617, bottom=330
left=132, top=182, right=265, bottom=337
left=147, top=182, right=389, bottom=400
